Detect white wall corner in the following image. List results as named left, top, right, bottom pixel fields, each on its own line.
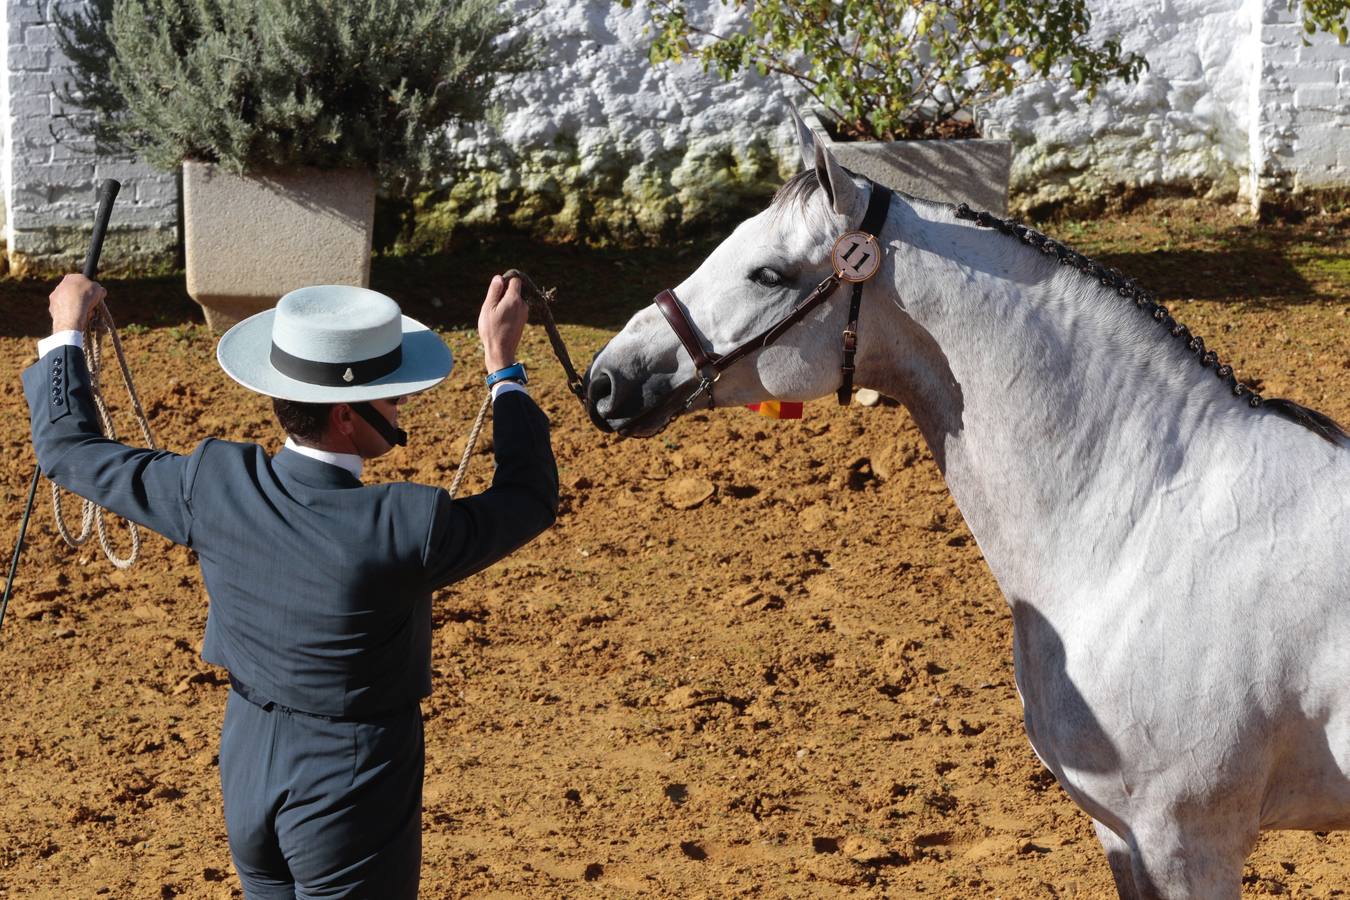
left=1, top=0, right=13, bottom=247
left=1246, top=0, right=1268, bottom=215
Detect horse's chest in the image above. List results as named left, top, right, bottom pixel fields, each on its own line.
left=1008, top=597, right=1211, bottom=772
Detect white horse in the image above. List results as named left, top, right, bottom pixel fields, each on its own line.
left=584, top=121, right=1350, bottom=898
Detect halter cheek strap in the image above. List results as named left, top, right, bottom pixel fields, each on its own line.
left=350, top=401, right=408, bottom=447
left=650, top=179, right=892, bottom=416
left=837, top=184, right=893, bottom=405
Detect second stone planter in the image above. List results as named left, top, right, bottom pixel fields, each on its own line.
left=802, top=110, right=1013, bottom=216
left=183, top=162, right=377, bottom=332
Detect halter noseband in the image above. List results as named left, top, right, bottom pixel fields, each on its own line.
left=653, top=181, right=893, bottom=412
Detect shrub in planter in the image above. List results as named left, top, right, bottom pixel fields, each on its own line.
left=58, top=0, right=532, bottom=189
left=56, top=0, right=534, bottom=327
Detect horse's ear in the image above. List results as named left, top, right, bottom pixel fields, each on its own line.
left=813, top=139, right=862, bottom=219
left=790, top=107, right=816, bottom=171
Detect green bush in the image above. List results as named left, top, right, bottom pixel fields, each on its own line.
left=1297, top=0, right=1349, bottom=42
left=56, top=0, right=534, bottom=189
left=626, top=0, right=1148, bottom=141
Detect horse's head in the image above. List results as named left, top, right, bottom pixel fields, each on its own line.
left=585, top=116, right=889, bottom=437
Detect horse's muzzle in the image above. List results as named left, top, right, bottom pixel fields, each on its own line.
left=584, top=367, right=696, bottom=439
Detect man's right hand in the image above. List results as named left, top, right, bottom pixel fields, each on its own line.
left=479, top=274, right=528, bottom=374
left=49, top=274, right=106, bottom=333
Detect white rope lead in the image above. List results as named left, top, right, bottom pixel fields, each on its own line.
left=447, top=392, right=492, bottom=500
left=50, top=303, right=155, bottom=569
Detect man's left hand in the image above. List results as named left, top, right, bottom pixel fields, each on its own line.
left=49, top=274, right=106, bottom=333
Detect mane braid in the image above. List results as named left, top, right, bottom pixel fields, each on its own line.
left=953, top=203, right=1349, bottom=445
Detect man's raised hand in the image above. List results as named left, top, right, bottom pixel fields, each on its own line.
left=479, top=274, right=529, bottom=374
left=49, top=274, right=106, bottom=334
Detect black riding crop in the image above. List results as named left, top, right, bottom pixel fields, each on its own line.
left=0, top=178, right=120, bottom=635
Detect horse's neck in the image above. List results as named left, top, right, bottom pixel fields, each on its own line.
left=863, top=215, right=1247, bottom=604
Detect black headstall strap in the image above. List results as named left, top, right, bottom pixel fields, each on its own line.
left=836, top=183, right=893, bottom=405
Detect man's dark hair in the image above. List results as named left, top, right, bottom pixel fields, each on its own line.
left=272, top=398, right=333, bottom=443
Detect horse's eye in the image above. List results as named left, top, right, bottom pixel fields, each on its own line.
left=750, top=267, right=783, bottom=287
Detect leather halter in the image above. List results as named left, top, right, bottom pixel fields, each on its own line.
left=653, top=181, right=893, bottom=411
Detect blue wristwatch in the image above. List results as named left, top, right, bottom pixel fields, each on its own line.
left=485, top=362, right=528, bottom=388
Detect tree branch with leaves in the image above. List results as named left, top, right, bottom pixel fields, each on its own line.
left=625, top=0, right=1151, bottom=141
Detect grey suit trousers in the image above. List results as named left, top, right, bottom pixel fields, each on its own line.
left=222, top=690, right=423, bottom=899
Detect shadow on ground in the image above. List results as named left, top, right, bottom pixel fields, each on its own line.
left=0, top=236, right=721, bottom=341
left=2, top=199, right=1347, bottom=342
left=369, top=233, right=723, bottom=333
left=1048, top=206, right=1350, bottom=308
left=1092, top=248, right=1313, bottom=304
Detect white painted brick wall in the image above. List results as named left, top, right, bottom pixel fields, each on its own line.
left=2, top=0, right=176, bottom=271
left=0, top=0, right=8, bottom=239
left=1, top=0, right=1347, bottom=269
left=1254, top=0, right=1348, bottom=194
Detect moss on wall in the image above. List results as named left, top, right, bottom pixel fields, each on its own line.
left=379, top=136, right=792, bottom=253
left=6, top=227, right=179, bottom=279
left=1008, top=135, right=1246, bottom=219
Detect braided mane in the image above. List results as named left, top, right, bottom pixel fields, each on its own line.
left=952, top=203, right=1347, bottom=445
left=772, top=169, right=1345, bottom=444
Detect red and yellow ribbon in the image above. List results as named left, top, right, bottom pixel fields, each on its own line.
left=745, top=400, right=803, bottom=419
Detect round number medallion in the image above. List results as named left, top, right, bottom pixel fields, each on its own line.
left=831, top=231, right=882, bottom=283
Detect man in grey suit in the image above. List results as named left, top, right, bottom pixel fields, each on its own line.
left=23, top=273, right=559, bottom=898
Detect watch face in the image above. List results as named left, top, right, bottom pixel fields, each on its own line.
left=831, top=231, right=882, bottom=283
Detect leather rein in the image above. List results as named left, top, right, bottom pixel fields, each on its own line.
left=653, top=182, right=893, bottom=412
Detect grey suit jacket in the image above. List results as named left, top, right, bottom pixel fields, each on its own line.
left=23, top=345, right=558, bottom=718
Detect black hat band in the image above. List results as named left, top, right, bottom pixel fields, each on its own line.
left=269, top=342, right=402, bottom=387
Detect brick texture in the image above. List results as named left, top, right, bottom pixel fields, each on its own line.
left=3, top=0, right=177, bottom=271
left=1253, top=0, right=1350, bottom=202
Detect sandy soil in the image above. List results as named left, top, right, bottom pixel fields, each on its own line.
left=0, top=212, right=1347, bottom=898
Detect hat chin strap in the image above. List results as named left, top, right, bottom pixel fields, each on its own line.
left=350, top=401, right=408, bottom=447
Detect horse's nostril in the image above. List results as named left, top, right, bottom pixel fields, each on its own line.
left=583, top=370, right=616, bottom=433
left=586, top=370, right=612, bottom=411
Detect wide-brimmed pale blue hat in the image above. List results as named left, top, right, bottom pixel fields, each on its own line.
left=217, top=285, right=453, bottom=402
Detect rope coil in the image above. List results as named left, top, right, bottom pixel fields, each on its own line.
left=50, top=303, right=156, bottom=569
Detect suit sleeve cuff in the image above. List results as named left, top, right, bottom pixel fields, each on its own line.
left=38, top=331, right=83, bottom=358
left=491, top=381, right=529, bottom=402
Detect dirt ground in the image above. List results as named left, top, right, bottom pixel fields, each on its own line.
left=1, top=200, right=1347, bottom=898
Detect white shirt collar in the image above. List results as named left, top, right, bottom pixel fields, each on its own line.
left=284, top=437, right=363, bottom=479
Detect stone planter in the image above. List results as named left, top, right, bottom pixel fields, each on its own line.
left=183, top=162, right=377, bottom=331
left=803, top=110, right=1013, bottom=216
